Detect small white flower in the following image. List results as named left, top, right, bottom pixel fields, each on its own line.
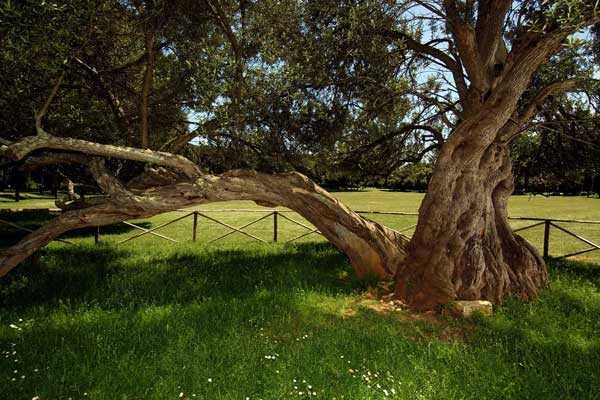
left=207, top=378, right=212, bottom=383
left=383, top=389, right=389, bottom=396
left=32, top=397, right=40, bottom=400
left=179, top=392, right=184, bottom=398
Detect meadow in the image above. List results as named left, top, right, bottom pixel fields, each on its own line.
left=2, top=190, right=599, bottom=263
left=1, top=191, right=600, bottom=399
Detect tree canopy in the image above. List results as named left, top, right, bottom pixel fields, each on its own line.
left=1, top=0, right=600, bottom=309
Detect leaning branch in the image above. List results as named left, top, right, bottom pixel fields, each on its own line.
left=499, top=80, right=579, bottom=142
left=518, top=80, right=579, bottom=124
left=378, top=24, right=470, bottom=101
left=3, top=133, right=201, bottom=178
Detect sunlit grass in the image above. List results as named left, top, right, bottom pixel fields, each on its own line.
left=2, top=190, right=600, bottom=262
left=1, top=191, right=600, bottom=398
left=0, top=241, right=599, bottom=399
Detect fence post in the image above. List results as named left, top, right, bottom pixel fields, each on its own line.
left=543, top=219, right=550, bottom=259
left=95, top=226, right=100, bottom=244
left=193, top=211, right=198, bottom=242
left=273, top=211, right=278, bottom=242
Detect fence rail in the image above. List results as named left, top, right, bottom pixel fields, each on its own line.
left=2, top=208, right=600, bottom=261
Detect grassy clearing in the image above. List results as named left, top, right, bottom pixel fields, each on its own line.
left=2, top=190, right=600, bottom=262
left=1, top=241, right=599, bottom=399
left=1, top=191, right=600, bottom=399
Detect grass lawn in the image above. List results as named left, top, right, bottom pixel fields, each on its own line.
left=1, top=191, right=600, bottom=399
left=2, top=189, right=600, bottom=262
left=1, top=243, right=600, bottom=399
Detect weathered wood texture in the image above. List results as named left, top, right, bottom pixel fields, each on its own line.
left=0, top=133, right=408, bottom=280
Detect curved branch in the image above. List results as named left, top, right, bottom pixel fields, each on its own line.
left=0, top=169, right=409, bottom=281
left=518, top=80, right=579, bottom=124
left=160, top=118, right=220, bottom=152
left=35, top=73, right=65, bottom=134
left=3, top=133, right=201, bottom=178
left=346, top=124, right=443, bottom=160
left=499, top=79, right=579, bottom=142
left=0, top=201, right=158, bottom=277
left=378, top=28, right=469, bottom=100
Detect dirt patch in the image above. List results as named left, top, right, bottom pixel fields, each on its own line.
left=339, top=296, right=478, bottom=343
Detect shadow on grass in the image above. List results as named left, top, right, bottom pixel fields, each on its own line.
left=0, top=213, right=152, bottom=247
left=0, top=193, right=50, bottom=202
left=0, top=242, right=357, bottom=311
left=1, top=246, right=600, bottom=398
left=549, top=257, right=600, bottom=282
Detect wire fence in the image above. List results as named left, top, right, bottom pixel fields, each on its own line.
left=2, top=208, right=600, bottom=262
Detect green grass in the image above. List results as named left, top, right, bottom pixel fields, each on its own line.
left=1, top=191, right=600, bottom=399
left=1, top=242, right=600, bottom=399
left=2, top=190, right=600, bottom=262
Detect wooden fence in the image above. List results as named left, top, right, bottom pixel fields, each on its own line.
left=2, top=209, right=600, bottom=261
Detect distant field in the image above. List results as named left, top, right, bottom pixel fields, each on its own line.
left=2, top=190, right=600, bottom=263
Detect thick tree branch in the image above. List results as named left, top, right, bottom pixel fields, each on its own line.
left=475, top=0, right=512, bottom=69
left=3, top=133, right=201, bottom=178
left=0, top=168, right=409, bottom=280
left=379, top=29, right=469, bottom=101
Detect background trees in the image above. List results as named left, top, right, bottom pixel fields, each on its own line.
left=1, top=0, right=600, bottom=309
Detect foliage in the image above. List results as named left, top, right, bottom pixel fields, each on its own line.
left=2, top=1, right=600, bottom=190
left=511, top=33, right=600, bottom=195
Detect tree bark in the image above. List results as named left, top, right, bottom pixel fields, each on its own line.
left=0, top=134, right=408, bottom=280
left=395, top=134, right=547, bottom=310
left=140, top=32, right=155, bottom=149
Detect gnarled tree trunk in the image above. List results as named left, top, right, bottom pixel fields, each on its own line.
left=396, top=123, right=547, bottom=310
